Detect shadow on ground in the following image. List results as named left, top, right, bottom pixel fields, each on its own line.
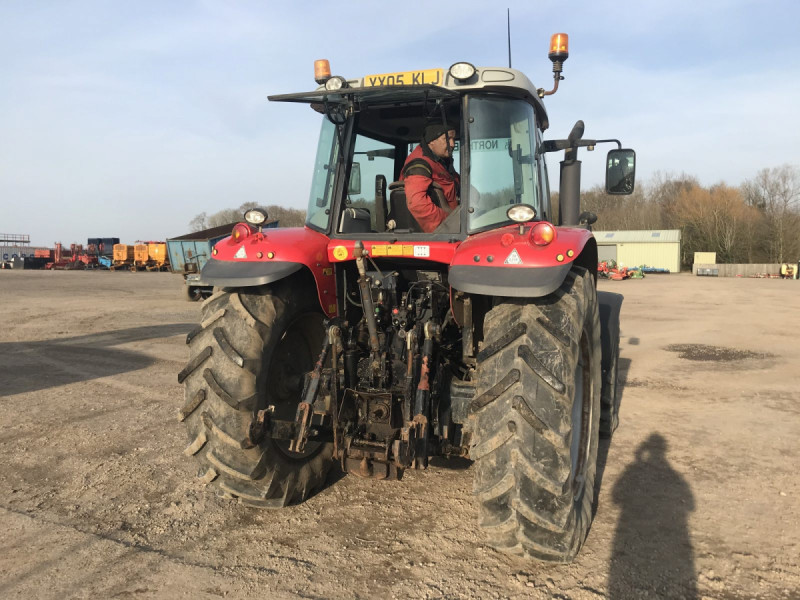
left=0, top=323, right=194, bottom=396
left=607, top=433, right=698, bottom=599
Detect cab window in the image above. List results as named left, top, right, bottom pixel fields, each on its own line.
left=466, top=97, right=541, bottom=232
left=305, top=118, right=340, bottom=231
left=339, top=133, right=395, bottom=233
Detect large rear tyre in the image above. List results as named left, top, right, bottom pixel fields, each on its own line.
left=178, top=278, right=333, bottom=507
left=470, top=267, right=601, bottom=562
left=598, top=291, right=622, bottom=437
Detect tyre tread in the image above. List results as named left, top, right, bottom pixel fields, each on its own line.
left=470, top=267, right=601, bottom=563
left=181, top=282, right=332, bottom=508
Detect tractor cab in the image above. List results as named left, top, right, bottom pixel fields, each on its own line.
left=270, top=61, right=556, bottom=240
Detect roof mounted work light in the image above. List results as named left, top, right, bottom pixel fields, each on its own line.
left=449, top=62, right=476, bottom=81
left=325, top=75, right=348, bottom=91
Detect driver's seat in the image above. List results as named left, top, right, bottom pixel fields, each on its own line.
left=387, top=182, right=421, bottom=232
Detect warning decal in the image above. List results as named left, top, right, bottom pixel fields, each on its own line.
left=504, top=249, right=523, bottom=265
left=413, top=246, right=430, bottom=257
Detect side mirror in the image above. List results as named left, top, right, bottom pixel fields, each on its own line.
left=348, top=162, right=362, bottom=196
left=605, top=149, right=636, bottom=195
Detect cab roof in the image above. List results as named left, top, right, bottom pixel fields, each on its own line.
left=269, top=66, right=550, bottom=131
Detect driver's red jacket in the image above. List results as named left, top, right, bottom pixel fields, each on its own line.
left=400, top=145, right=460, bottom=232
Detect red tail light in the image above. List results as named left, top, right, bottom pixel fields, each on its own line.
left=530, top=222, right=556, bottom=246
left=231, top=222, right=253, bottom=243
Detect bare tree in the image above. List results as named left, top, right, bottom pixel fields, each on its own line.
left=669, top=184, right=758, bottom=264
left=741, top=165, right=800, bottom=263
left=189, top=212, right=208, bottom=232
left=582, top=184, right=661, bottom=231
left=264, top=205, right=306, bottom=227
left=189, top=202, right=307, bottom=231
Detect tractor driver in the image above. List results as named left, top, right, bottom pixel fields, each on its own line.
left=400, top=122, right=460, bottom=232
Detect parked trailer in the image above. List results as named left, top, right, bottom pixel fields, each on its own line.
left=167, top=221, right=278, bottom=301
left=112, top=244, right=134, bottom=270
left=146, top=242, right=170, bottom=271
left=132, top=244, right=149, bottom=271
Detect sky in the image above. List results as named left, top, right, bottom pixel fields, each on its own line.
left=1, top=0, right=799, bottom=247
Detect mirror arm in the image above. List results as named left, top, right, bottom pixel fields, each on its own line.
left=541, top=138, right=620, bottom=154
left=594, top=138, right=622, bottom=149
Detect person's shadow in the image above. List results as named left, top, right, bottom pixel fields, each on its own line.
left=608, top=433, right=698, bottom=599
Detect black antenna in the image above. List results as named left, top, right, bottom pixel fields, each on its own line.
left=507, top=9, right=512, bottom=68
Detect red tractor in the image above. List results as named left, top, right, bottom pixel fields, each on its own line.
left=179, top=35, right=634, bottom=563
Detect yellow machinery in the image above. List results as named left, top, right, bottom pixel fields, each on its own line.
left=112, top=242, right=170, bottom=271
left=133, top=244, right=149, bottom=271
left=147, top=242, right=170, bottom=271
left=112, top=244, right=134, bottom=270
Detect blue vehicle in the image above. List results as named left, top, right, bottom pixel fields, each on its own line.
left=168, top=220, right=278, bottom=301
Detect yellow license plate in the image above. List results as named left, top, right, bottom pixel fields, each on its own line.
left=363, top=69, right=443, bottom=87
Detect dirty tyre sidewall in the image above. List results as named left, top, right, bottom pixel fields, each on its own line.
left=599, top=304, right=621, bottom=437
left=470, top=267, right=601, bottom=562
left=179, top=279, right=333, bottom=507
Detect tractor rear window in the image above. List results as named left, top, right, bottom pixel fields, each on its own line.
left=466, top=97, right=543, bottom=232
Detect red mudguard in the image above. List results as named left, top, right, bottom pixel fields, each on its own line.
left=202, top=227, right=338, bottom=317
left=448, top=224, right=596, bottom=297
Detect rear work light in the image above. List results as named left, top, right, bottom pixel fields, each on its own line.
left=507, top=204, right=536, bottom=223
left=530, top=222, right=556, bottom=246
left=244, top=207, right=268, bottom=226
left=231, top=223, right=253, bottom=243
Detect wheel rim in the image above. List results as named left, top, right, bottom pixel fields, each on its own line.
left=265, top=311, right=325, bottom=460
left=570, top=327, right=593, bottom=500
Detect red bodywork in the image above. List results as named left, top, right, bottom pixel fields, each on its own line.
left=450, top=224, right=594, bottom=269
left=212, top=227, right=337, bottom=316
left=211, top=222, right=595, bottom=317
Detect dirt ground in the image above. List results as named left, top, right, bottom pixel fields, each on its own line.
left=0, top=270, right=798, bottom=599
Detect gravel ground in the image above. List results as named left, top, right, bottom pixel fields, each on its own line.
left=0, top=269, right=798, bottom=599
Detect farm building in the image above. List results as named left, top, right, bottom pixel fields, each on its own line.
left=595, top=230, right=681, bottom=273
left=0, top=233, right=49, bottom=264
